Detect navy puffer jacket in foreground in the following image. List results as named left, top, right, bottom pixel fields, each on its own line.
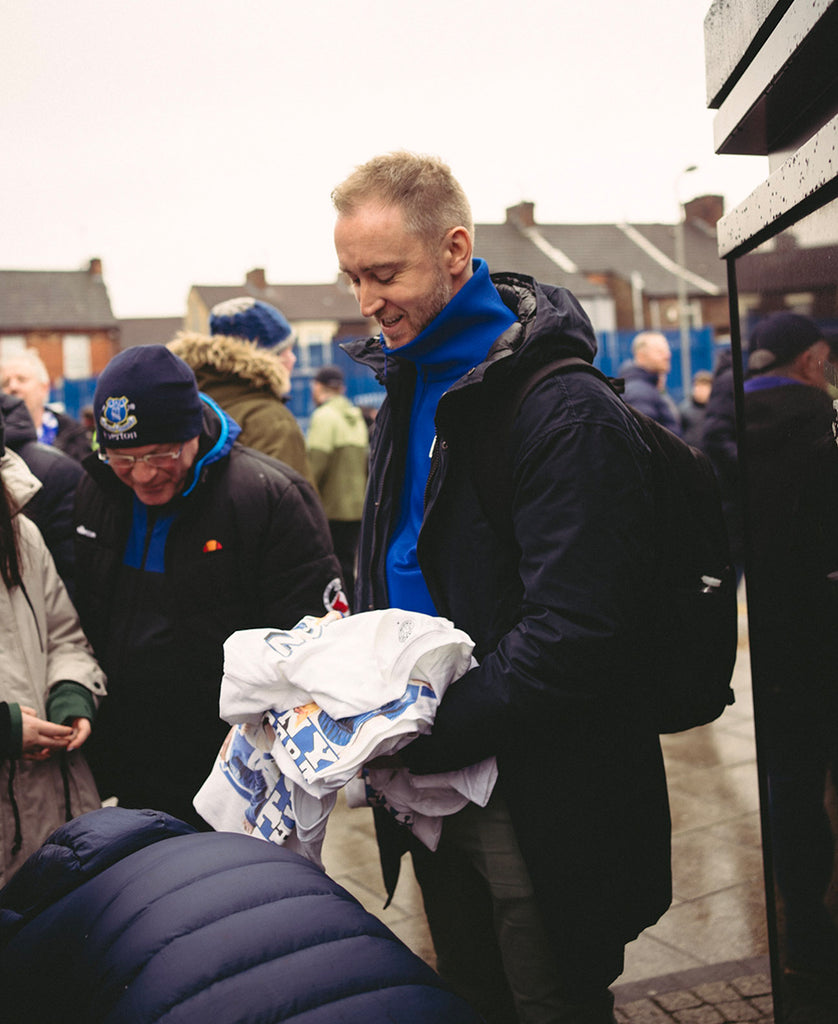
left=0, top=808, right=483, bottom=1024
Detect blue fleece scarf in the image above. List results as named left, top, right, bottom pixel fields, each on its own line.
left=385, top=258, right=517, bottom=614
left=124, top=394, right=241, bottom=572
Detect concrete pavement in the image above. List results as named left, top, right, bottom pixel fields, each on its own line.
left=320, top=607, right=776, bottom=1021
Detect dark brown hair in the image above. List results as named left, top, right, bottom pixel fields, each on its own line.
left=0, top=475, right=22, bottom=590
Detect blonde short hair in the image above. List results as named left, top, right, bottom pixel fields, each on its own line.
left=331, top=151, right=474, bottom=245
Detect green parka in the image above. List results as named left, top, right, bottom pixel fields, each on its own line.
left=306, top=394, right=369, bottom=521
left=169, top=332, right=314, bottom=485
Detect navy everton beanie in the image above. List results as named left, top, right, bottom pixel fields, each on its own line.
left=209, top=297, right=294, bottom=351
left=94, top=345, right=203, bottom=448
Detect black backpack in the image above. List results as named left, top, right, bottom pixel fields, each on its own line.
left=478, top=355, right=737, bottom=733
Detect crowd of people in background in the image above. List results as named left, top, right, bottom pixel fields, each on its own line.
left=1, top=151, right=837, bottom=1024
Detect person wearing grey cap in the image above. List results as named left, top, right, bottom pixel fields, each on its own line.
left=307, top=365, right=369, bottom=606
left=743, top=310, right=838, bottom=982
left=168, top=297, right=314, bottom=485
left=73, top=345, right=344, bottom=829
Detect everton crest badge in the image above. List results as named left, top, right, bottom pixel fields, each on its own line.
left=100, top=396, right=138, bottom=435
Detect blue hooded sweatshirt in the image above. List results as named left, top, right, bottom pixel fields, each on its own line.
left=385, top=259, right=517, bottom=614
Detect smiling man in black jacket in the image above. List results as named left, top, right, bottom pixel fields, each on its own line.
left=333, top=153, right=670, bottom=1024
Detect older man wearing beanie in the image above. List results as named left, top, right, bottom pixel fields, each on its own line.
left=73, top=345, right=344, bottom=829
left=168, top=297, right=314, bottom=484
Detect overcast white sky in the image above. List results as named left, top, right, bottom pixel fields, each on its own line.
left=1, top=0, right=768, bottom=318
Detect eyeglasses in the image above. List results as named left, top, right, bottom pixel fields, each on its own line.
left=98, top=444, right=185, bottom=469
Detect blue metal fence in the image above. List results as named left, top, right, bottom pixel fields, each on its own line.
left=58, top=327, right=722, bottom=426
left=285, top=326, right=722, bottom=424
left=593, top=326, right=719, bottom=405
left=48, top=378, right=97, bottom=420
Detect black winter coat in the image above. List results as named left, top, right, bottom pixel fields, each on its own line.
left=73, top=402, right=342, bottom=825
left=744, top=380, right=838, bottom=758
left=0, top=392, right=83, bottom=596
left=344, top=272, right=671, bottom=979
left=53, top=408, right=93, bottom=462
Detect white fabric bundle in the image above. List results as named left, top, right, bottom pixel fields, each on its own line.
left=194, top=610, right=497, bottom=866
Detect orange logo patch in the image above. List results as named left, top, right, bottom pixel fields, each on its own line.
left=203, top=539, right=223, bottom=553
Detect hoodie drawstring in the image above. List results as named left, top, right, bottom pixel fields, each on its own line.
left=7, top=760, right=22, bottom=856
left=6, top=756, right=73, bottom=861
left=59, top=752, right=72, bottom=822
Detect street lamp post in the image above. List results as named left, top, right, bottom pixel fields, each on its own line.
left=675, top=165, right=697, bottom=398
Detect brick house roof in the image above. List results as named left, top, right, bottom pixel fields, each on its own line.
left=0, top=260, right=117, bottom=331
left=118, top=317, right=186, bottom=349
left=191, top=279, right=363, bottom=322
left=473, top=221, right=610, bottom=298
left=475, top=201, right=726, bottom=299
left=539, top=223, right=725, bottom=296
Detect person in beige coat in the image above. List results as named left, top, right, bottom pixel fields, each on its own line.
left=0, top=424, right=105, bottom=883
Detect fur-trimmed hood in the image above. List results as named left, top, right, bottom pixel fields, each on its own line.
left=168, top=332, right=290, bottom=401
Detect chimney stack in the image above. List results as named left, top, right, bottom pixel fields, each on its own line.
left=506, top=202, right=536, bottom=228
left=88, top=257, right=103, bottom=276
left=684, top=195, right=724, bottom=229
left=246, top=267, right=267, bottom=290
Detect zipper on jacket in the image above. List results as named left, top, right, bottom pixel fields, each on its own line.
left=423, top=435, right=445, bottom=513
left=368, top=443, right=393, bottom=610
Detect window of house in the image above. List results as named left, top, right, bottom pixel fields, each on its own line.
left=63, top=334, right=91, bottom=379
left=0, top=336, right=26, bottom=360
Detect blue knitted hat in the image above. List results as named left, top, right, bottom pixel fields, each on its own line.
left=209, top=297, right=294, bottom=352
left=94, top=346, right=203, bottom=448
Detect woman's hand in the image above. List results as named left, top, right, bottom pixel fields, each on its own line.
left=19, top=706, right=73, bottom=760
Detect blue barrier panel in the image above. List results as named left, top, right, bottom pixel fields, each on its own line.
left=49, top=378, right=97, bottom=421
left=594, top=327, right=717, bottom=404
left=280, top=327, right=724, bottom=433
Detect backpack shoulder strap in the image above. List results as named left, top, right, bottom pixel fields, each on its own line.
left=474, top=356, right=620, bottom=540
left=499, top=356, right=618, bottom=435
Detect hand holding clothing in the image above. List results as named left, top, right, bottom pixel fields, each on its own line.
left=19, top=705, right=73, bottom=758
left=65, top=716, right=92, bottom=752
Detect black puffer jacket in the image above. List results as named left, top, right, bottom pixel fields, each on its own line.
left=0, top=808, right=482, bottom=1024
left=73, top=399, right=342, bottom=825
left=0, top=393, right=83, bottom=595
left=344, top=273, right=671, bottom=982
